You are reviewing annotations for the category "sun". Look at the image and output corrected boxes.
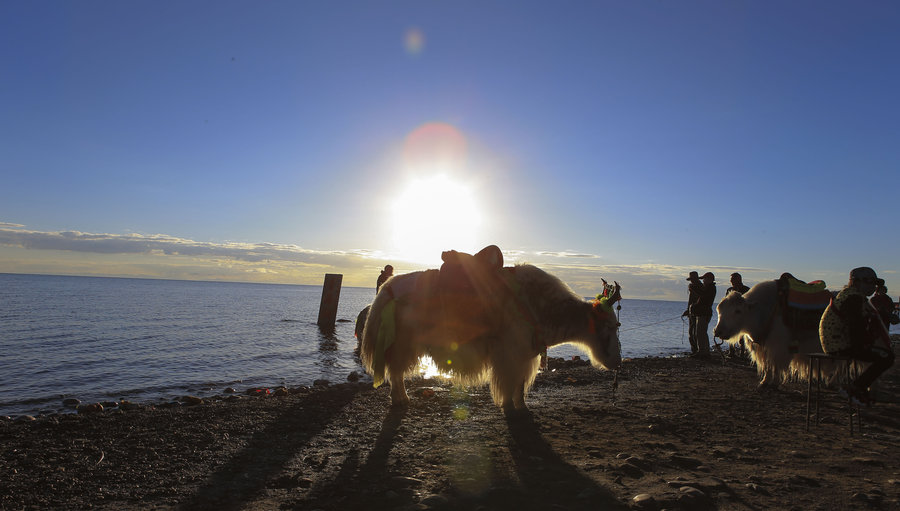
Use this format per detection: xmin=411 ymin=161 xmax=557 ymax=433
xmin=390 ymin=174 xmax=482 ymax=266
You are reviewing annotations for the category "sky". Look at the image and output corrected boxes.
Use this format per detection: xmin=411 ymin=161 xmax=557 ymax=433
xmin=1 ymin=1 xmax=898 ymax=301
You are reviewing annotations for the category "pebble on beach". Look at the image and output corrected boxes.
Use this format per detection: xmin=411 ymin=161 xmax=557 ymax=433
xmin=76 ymin=403 xmax=103 ymax=414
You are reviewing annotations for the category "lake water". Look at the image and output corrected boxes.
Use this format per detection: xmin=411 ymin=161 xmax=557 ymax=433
xmin=0 ymin=273 xmax=770 ymax=417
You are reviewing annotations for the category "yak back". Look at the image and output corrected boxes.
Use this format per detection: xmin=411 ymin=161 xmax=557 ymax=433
xmin=438 ymin=245 xmax=504 ymax=294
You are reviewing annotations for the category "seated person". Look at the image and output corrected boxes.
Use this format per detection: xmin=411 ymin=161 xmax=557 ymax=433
xmin=819 ymin=267 xmax=895 ymax=406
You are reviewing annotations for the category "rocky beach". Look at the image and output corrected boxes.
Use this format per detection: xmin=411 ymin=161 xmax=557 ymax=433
xmin=2 ymin=340 xmax=899 ymax=510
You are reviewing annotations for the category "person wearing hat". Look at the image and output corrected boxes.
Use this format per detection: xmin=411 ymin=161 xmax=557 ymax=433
xmin=376 ymin=264 xmax=394 ymax=294
xmin=691 ymin=272 xmax=717 ymax=359
xmin=682 ymin=271 xmax=703 ymax=355
xmin=819 ymin=267 xmax=895 ymax=406
xmin=726 ymin=273 xmax=751 ymax=359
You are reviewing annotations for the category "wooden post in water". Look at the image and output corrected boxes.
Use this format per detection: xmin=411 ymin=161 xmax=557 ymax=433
xmin=317 ymin=273 xmax=343 ymax=330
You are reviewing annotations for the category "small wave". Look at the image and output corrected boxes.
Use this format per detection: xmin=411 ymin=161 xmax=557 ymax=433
xmin=31 ymin=332 xmax=76 ymax=341
xmin=0 ymin=395 xmax=64 ymax=407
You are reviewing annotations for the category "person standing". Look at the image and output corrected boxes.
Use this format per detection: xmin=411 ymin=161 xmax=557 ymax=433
xmin=376 ymin=265 xmax=394 ymax=294
xmin=692 ymin=272 xmax=717 ymax=359
xmin=726 ymin=273 xmax=751 ymax=359
xmin=726 ymin=272 xmax=750 ymax=295
xmin=819 ymin=267 xmax=895 ymax=406
xmin=682 ymin=271 xmax=703 ymax=355
xmin=870 ymin=280 xmax=896 ymax=330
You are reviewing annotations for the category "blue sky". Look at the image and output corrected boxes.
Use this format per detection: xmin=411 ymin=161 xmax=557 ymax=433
xmin=1 ymin=1 xmax=898 ymax=300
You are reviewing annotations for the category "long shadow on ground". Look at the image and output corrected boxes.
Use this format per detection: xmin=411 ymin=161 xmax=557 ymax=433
xmin=179 ymin=384 xmax=361 ymax=510
xmin=295 ymin=405 xmax=408 ymax=509
xmin=501 ymin=411 xmax=627 ymax=510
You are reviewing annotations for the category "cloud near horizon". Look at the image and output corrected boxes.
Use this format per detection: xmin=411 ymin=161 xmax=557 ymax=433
xmin=0 ymin=225 xmax=394 ymax=286
xmin=0 ymin=224 xmax=782 ymax=299
xmin=0 ymin=225 xmax=369 ymax=266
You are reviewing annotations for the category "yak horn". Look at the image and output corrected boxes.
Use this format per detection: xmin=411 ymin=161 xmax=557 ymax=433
xmin=611 ymin=282 xmax=622 ymax=302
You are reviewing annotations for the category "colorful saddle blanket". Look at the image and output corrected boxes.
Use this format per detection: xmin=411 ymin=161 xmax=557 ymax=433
xmin=783 ymin=275 xmax=831 ymax=310
xmin=777 ymin=274 xmax=831 ymax=335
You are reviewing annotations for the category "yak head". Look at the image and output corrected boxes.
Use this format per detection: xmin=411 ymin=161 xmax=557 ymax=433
xmin=713 ymin=289 xmax=751 ymax=341
xmin=586 ymin=280 xmax=622 ymax=370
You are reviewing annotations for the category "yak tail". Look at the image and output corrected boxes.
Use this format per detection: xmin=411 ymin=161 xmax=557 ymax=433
xmin=360 ymin=284 xmax=392 ymax=376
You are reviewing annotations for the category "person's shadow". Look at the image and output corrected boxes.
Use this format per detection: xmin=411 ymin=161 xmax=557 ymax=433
xmin=500 ymin=411 xmax=626 ymax=510
xmin=294 ymin=404 xmax=408 ymax=509
xmin=179 ymin=384 xmax=361 ymax=510
xmin=303 ymin=403 xmax=625 ymax=511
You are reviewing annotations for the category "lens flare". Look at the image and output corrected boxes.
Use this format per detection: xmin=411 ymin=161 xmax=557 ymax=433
xmin=404 ymin=27 xmax=425 ymax=55
xmin=403 ymin=122 xmax=467 ymax=172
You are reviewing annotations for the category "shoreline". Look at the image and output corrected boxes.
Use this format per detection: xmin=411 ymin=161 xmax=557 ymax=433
xmin=1 ymin=351 xmax=688 ymax=421
xmin=3 ymin=349 xmax=900 ymax=510
xmin=0 ymin=356 xmax=635 ymax=422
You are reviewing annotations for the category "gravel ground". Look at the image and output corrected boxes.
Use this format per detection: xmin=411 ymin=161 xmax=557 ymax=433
xmin=3 ymin=345 xmax=899 ymax=510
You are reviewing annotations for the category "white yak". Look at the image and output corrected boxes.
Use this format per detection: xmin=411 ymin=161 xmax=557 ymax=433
xmin=714 ymin=279 xmax=834 ymax=388
xmin=360 ymin=260 xmax=622 ymax=411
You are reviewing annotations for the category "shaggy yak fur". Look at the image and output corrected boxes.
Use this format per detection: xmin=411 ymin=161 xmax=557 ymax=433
xmin=360 ymin=263 xmax=622 ymax=411
xmin=714 ymin=280 xmax=839 ymax=388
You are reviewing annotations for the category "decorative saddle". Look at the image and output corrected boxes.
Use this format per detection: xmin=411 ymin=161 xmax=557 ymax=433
xmin=777 ymin=273 xmax=831 ymax=331
xmin=438 ymin=244 xmax=504 ymax=293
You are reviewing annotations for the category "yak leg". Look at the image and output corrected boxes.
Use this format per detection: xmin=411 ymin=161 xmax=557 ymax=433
xmin=490 ymin=357 xmax=529 ymax=412
xmin=758 ymin=371 xmax=774 ymax=390
xmin=512 ymin=380 xmax=527 ymax=410
xmin=492 ymin=331 xmax=538 ymax=412
xmin=496 ymin=379 xmax=525 ymax=412
xmin=757 ymin=365 xmax=780 ymax=390
xmin=388 ymin=370 xmax=410 ymax=407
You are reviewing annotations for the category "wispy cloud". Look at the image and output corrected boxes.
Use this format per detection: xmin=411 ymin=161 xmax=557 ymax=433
xmin=0 ymin=225 xmax=404 ymax=287
xmin=0 ymin=224 xmax=800 ymax=299
xmin=0 ymin=226 xmax=367 ymax=267
xmin=517 ymin=254 xmax=781 ymax=300
xmin=535 ymin=251 xmax=600 ymax=259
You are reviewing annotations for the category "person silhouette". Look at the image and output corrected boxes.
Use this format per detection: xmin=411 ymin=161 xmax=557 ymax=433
xmin=682 ymin=271 xmax=703 ymax=356
xmin=692 ymin=272 xmax=717 ymax=359
xmin=870 ymin=280 xmax=895 ymax=329
xmin=376 ymin=265 xmax=394 ymax=294
xmin=820 ymin=267 xmax=895 ymax=406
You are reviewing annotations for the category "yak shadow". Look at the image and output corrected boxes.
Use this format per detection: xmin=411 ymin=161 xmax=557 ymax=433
xmin=359 ymin=405 xmax=408 ymax=474
xmin=179 ymin=384 xmax=360 ymax=510
xmin=293 ymin=398 xmax=624 ymax=510
xmin=503 ymin=411 xmax=627 ymax=510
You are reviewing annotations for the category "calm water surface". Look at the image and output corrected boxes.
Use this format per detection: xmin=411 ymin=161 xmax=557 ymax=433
xmin=2 ymin=273 xmax=729 ymax=417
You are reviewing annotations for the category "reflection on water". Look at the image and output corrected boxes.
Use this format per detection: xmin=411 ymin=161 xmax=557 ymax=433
xmin=317 ymin=327 xmax=340 ymax=368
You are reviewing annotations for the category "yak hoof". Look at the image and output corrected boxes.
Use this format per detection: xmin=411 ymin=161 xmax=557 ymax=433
xmin=390 ymin=394 xmax=410 ymax=408
xmin=503 ymin=406 xmax=531 ymax=420
xmin=756 ymin=381 xmax=778 ymax=392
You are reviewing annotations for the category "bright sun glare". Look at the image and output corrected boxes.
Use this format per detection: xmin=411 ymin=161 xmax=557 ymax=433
xmin=391 ymin=174 xmax=481 ymax=265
